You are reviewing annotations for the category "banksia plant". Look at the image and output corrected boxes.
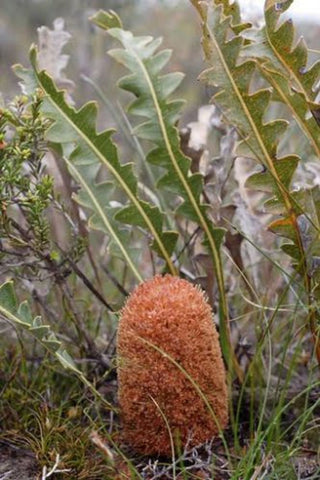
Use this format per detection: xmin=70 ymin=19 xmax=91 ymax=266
xmin=117 ymin=275 xmax=228 ymax=456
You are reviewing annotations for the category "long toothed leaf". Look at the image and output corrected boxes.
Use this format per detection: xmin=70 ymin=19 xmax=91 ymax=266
xmin=241 ymin=1 xmax=320 ymax=158
xmin=90 ymin=12 xmax=245 ymax=380
xmin=194 ymin=0 xmax=320 ymax=365
xmin=192 ymin=0 xmax=306 ymax=271
xmin=104 ymin=25 xmax=226 ymax=261
xmin=15 ymin=48 xmax=178 ymax=279
xmin=264 ymin=0 xmax=320 ymax=105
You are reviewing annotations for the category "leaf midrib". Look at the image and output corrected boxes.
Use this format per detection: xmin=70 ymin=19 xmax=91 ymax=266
xmin=259 ymin=65 xmax=320 ymax=158
xmin=206 ymin=6 xmax=297 ymax=219
xmin=129 ymin=43 xmax=227 ymax=308
xmin=265 ymin=5 xmax=315 ymax=105
xmin=65 ymin=158 xmax=143 ymax=282
xmin=36 ymin=70 xmax=176 ymax=276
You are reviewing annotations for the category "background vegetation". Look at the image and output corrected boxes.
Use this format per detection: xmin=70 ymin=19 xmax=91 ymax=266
xmin=0 ymin=1 xmax=319 ymax=479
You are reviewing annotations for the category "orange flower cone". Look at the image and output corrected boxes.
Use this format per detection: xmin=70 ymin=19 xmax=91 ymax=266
xmin=117 ymin=274 xmax=228 ymax=455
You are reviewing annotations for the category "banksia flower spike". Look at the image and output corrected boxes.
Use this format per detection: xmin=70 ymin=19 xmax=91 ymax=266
xmin=117 ymin=274 xmax=228 ymax=456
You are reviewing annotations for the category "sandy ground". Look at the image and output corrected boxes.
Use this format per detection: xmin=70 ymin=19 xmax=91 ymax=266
xmin=0 ymin=444 xmax=38 ymax=480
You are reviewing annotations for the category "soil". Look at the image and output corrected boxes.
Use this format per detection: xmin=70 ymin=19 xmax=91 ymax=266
xmin=0 ymin=443 xmax=38 ymax=480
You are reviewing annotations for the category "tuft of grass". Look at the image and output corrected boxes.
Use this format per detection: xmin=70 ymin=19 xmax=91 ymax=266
xmin=0 ymin=344 xmax=118 ymax=479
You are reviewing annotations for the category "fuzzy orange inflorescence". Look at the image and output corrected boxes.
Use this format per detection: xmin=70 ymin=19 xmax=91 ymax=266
xmin=117 ymin=274 xmax=228 ymax=456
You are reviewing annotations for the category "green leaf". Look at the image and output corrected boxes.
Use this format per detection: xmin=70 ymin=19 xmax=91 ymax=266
xmin=89 ymin=9 xmax=122 ymax=30
xmin=106 ymin=25 xmax=226 ymax=253
xmin=0 ymin=281 xmax=113 ymax=408
xmin=30 ymin=325 xmax=51 ymax=339
xmin=56 ymin=349 xmax=79 ymax=372
xmin=0 ymin=281 xmax=78 ymax=371
xmin=192 ymin=0 xmax=307 ymax=272
xmin=190 ymin=0 xmax=251 ymax=33
xmin=17 ymin=47 xmax=179 ymax=279
xmin=0 ymin=282 xmax=18 ymax=315
xmin=245 ymin=156 xmax=299 ymax=197
xmin=43 ymin=333 xmax=62 ymax=352
xmin=197 ymin=3 xmax=288 ymax=166
xmin=268 ymin=216 xmax=297 ymax=242
xmin=241 ymin=2 xmax=320 ymax=158
xmin=103 ymin=20 xmax=244 ymax=380
xmin=264 ymin=0 xmax=320 ymax=105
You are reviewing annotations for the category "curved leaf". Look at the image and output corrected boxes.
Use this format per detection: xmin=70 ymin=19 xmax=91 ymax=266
xmin=192 ymin=0 xmax=320 ymax=365
xmin=0 ymin=281 xmax=114 ymax=408
xmin=192 ymin=0 xmax=306 ymax=270
xmin=105 ymin=27 xmax=226 ymax=268
xmin=16 ymin=48 xmax=179 ymax=280
xmin=241 ymin=1 xmax=320 ymax=158
xmin=0 ymin=281 xmax=78 ymax=370
xmin=264 ymin=0 xmax=320 ymax=105
xmin=90 ymin=13 xmax=244 ymax=379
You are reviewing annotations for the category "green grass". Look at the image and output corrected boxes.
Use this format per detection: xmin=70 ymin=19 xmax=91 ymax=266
xmin=0 ymin=346 xmax=118 ymax=479
xmin=1 ymin=272 xmax=319 ymax=480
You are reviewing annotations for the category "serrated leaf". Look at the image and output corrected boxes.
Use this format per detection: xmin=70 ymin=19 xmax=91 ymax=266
xmin=193 ymin=0 xmax=307 ymax=273
xmin=245 ymin=155 xmax=299 ymax=195
xmin=151 ymin=230 xmax=179 ymax=259
xmin=308 ymin=187 xmax=320 ymax=227
xmin=281 ymin=243 xmax=301 ymax=261
xmin=106 ymin=26 xmax=227 ymax=253
xmin=263 ymin=190 xmax=304 ymax=215
xmin=263 ymin=0 xmax=320 ymax=157
xmin=14 ymin=61 xmax=38 ymax=94
xmin=19 ymin=47 xmax=179 ymax=278
xmin=268 ymin=216 xmax=296 ymax=241
xmin=264 ymin=0 xmax=320 ymax=104
xmin=241 ymin=5 xmax=320 ymax=158
xmin=0 ymin=281 xmax=113 ymax=407
xmin=102 ymin=19 xmax=245 ymax=379
xmin=106 ymin=24 xmax=226 ymax=251
xmin=190 ymin=0 xmax=251 ymax=33
xmin=196 ymin=3 xmax=291 ymax=167
xmin=296 ymin=189 xmax=320 ymax=262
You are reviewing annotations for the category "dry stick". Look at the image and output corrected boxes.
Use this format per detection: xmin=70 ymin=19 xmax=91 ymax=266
xmin=101 ymin=264 xmax=129 ymax=297
xmin=10 ymin=219 xmax=116 ymax=368
xmin=58 ymin=283 xmax=112 ymax=366
xmin=11 ymin=215 xmax=114 ymax=311
xmin=58 ymin=282 xmax=94 ymax=348
xmin=0 ymin=244 xmax=27 ymax=257
xmin=306 ymin=275 xmax=320 ymax=367
xmin=64 ymin=253 xmax=114 ymax=311
xmin=33 ymin=288 xmax=82 ymax=347
xmin=100 ymin=263 xmax=129 ymax=297
xmin=0 ymin=354 xmax=21 ymax=398
xmin=175 ymin=226 xmax=201 ymax=262
xmin=4 ymin=225 xmax=116 ymax=405
xmin=32 ymin=288 xmax=60 ymax=324
xmin=41 ymin=453 xmax=71 ymax=479
xmin=59 ymin=282 xmax=114 ymax=371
